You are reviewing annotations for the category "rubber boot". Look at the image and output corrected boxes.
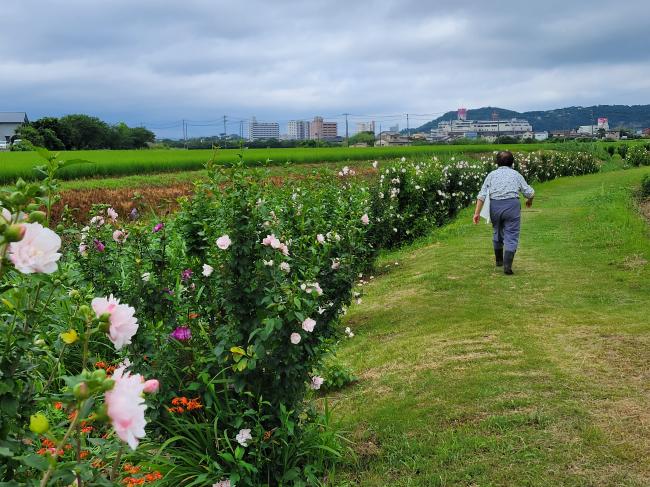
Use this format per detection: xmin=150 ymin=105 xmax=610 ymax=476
xmin=494 ymin=248 xmax=503 ymax=267
xmin=503 ymin=250 xmax=516 ymax=275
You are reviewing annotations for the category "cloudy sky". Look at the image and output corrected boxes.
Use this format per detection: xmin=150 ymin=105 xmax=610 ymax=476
xmin=2 ymin=0 xmax=649 ymax=137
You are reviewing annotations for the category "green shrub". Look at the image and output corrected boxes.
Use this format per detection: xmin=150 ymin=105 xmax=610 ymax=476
xmin=625 ymin=145 xmax=650 ymax=167
xmin=641 ymin=174 xmax=650 ymax=198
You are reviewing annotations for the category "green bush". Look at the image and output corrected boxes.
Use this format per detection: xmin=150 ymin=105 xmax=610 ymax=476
xmin=641 ymin=174 xmax=650 ymax=198
xmin=625 ymin=145 xmax=650 ymax=167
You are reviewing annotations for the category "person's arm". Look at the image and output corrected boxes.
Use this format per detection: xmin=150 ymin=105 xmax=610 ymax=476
xmin=473 ymin=198 xmax=484 ymax=224
xmin=519 ymin=174 xmax=535 ymax=208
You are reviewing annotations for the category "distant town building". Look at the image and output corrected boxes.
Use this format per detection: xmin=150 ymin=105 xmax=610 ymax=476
xmin=248 ymin=117 xmax=280 ymax=141
xmin=310 ymin=116 xmax=338 ymax=140
xmin=431 ymin=116 xmax=533 ymax=140
xmin=0 ymin=112 xmax=28 ymax=143
xmin=376 ymin=131 xmax=409 ymax=146
xmin=534 ymin=131 xmax=549 ymax=141
xmin=389 ymin=124 xmax=399 ymax=132
xmin=287 ymin=120 xmax=310 ymax=140
xmin=355 ymin=121 xmax=375 ymax=134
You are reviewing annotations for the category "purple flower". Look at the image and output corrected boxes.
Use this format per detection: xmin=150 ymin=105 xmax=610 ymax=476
xmin=170 ymin=326 xmax=192 ymax=341
xmin=181 ymin=268 xmax=193 ymax=281
xmin=162 ymin=288 xmax=174 ymax=296
xmin=153 ymin=222 xmax=164 ymax=233
xmin=93 ymin=239 xmax=105 ymax=252
xmin=129 ymin=208 xmax=139 ymax=220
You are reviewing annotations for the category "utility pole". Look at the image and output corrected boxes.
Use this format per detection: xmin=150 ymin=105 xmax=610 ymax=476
xmin=239 ymin=120 xmax=243 ymax=140
xmin=406 ymin=113 xmax=410 ymax=145
xmin=223 ymin=115 xmax=227 ymax=148
xmin=182 ymin=119 xmax=187 ymax=148
xmin=343 ymin=113 xmax=350 ymax=146
xmin=378 ymin=123 xmax=382 ymax=147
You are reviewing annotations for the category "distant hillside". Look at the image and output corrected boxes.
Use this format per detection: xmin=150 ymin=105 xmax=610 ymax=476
xmin=413 ymin=105 xmax=650 ymax=133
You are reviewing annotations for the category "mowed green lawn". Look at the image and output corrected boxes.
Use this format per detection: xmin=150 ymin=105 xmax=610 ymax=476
xmin=332 ymin=166 xmax=650 ymax=486
xmin=0 ymin=143 xmax=574 ymax=183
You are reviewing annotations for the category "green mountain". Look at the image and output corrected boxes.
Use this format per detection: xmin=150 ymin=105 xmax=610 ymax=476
xmin=413 ymin=105 xmax=650 ymax=133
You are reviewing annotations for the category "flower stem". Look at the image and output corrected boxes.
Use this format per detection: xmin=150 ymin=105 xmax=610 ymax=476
xmin=109 ymin=444 xmax=125 ymax=481
xmin=39 ymin=406 xmax=82 ymax=487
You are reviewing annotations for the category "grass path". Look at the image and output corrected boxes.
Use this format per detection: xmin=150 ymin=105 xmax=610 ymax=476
xmin=332 ymin=166 xmax=650 ymax=486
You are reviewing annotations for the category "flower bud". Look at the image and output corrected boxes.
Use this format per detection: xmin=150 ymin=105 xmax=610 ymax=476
xmin=73 ymin=382 xmax=90 ymax=400
xmin=68 ymin=289 xmax=81 ymax=299
xmin=101 ymin=379 xmax=115 ymax=392
xmin=26 ymin=203 xmax=40 ymax=212
xmin=29 ymin=413 xmax=49 ymax=434
xmin=4 ymin=224 xmax=26 ymax=242
xmin=27 ymin=211 xmax=47 ymax=224
xmin=78 ymin=305 xmax=92 ymax=320
xmin=91 ymin=369 xmax=106 ymax=381
xmin=143 ymin=379 xmax=159 ymax=394
xmin=98 ymin=312 xmax=111 ymax=323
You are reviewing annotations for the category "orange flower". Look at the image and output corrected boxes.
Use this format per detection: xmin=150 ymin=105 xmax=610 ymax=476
xmin=145 ymin=471 xmax=163 ymax=482
xmin=264 ymin=430 xmax=272 ymax=441
xmin=91 ymin=459 xmax=105 ymax=468
xmin=189 ymin=312 xmax=199 ymax=319
xmin=41 ymin=438 xmax=56 ymax=449
xmin=79 ymin=450 xmax=90 ymax=459
xmin=81 ymin=426 xmax=93 ymax=434
xmin=54 ymin=402 xmax=63 ymax=410
xmin=123 ymin=463 xmax=142 ymax=474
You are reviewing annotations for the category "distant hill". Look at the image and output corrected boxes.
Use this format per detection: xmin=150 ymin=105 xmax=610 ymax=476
xmin=412 ymin=105 xmax=650 ymax=133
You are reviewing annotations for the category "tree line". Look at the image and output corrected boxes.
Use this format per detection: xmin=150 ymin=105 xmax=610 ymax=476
xmin=14 ymin=114 xmax=155 ymax=151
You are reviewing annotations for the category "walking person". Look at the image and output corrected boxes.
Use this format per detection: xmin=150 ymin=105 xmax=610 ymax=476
xmin=472 ymin=151 xmax=535 ymax=275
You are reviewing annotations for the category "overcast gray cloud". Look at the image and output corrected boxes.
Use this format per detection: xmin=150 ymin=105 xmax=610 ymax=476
xmin=1 ymin=0 xmax=649 ymax=137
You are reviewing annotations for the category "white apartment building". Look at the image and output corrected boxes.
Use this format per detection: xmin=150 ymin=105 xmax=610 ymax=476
xmin=432 ymin=118 xmax=533 ymax=139
xmin=356 ymin=121 xmax=375 ymax=133
xmin=287 ymin=120 xmax=310 ymax=140
xmin=248 ymin=117 xmax=280 ymax=141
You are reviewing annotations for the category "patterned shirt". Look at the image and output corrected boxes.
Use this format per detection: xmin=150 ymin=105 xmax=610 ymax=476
xmin=477 ymin=166 xmax=535 ymax=201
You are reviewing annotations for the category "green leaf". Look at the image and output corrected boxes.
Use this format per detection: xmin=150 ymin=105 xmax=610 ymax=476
xmin=0 ymin=447 xmax=14 ymax=457
xmin=18 ymin=453 xmax=50 ymax=471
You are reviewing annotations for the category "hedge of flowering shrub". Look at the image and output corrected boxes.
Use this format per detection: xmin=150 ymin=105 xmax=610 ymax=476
xmin=0 ymin=149 xmax=599 ymax=486
xmin=625 ymin=145 xmax=650 ymax=167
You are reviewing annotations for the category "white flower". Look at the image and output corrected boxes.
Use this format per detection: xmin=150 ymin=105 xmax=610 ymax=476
xmin=107 ymin=207 xmax=118 ymax=221
xmin=263 ymin=259 xmax=274 ymax=266
xmin=331 ymin=258 xmax=340 ymax=270
xmin=372 ymin=160 xmax=378 ymax=168
xmin=316 ymin=234 xmax=325 ymax=244
xmin=8 ymin=223 xmax=61 ymax=274
xmin=202 ymin=264 xmax=214 ymax=277
xmin=290 ymin=332 xmax=301 ymax=344
xmin=213 ymin=481 xmax=231 ymax=487
xmin=310 ymin=376 xmax=324 ymax=390
xmin=216 ymin=235 xmax=231 ymax=250
xmin=90 ymin=215 xmax=105 ymax=227
xmin=400 ymin=156 xmax=406 ymax=162
xmin=302 ymin=318 xmax=316 ymax=332
xmin=141 ymin=272 xmax=151 ymax=282
xmin=235 ymin=428 xmax=252 ymax=447
xmin=279 ymin=262 xmax=290 ymax=273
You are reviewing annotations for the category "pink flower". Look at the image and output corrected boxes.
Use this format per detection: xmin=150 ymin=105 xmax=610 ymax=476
xmin=181 ymin=268 xmax=193 ymax=281
xmin=331 ymin=258 xmax=340 ymax=270
xmin=107 ymin=207 xmax=118 ymax=221
xmin=91 ymin=295 xmax=139 ymax=350
xmin=112 ymin=229 xmax=127 ymax=244
xmin=216 ymin=234 xmax=231 ymax=250
xmin=213 ymin=481 xmax=231 ymax=487
xmin=94 ymin=239 xmax=105 ymax=252
xmin=310 ymin=376 xmax=324 ymax=390
xmin=279 ymin=262 xmax=290 ymax=273
xmin=90 ymin=215 xmax=105 ymax=227
xmin=78 ymin=243 xmax=88 ymax=255
xmin=235 ymin=428 xmax=252 ymax=447
xmin=104 ymin=364 xmax=148 ymax=450
xmin=170 ymin=326 xmax=192 ymax=341
xmin=361 ymin=214 xmax=370 ymax=225
xmin=142 ymin=379 xmax=159 ymax=394
xmin=302 ymin=318 xmax=316 ymax=332
xmin=316 ymin=234 xmax=325 ymax=244
xmin=152 ymin=222 xmax=164 ymax=233
xmin=8 ymin=223 xmax=61 ymax=274
xmin=262 ymin=234 xmax=279 ymax=247
xmin=202 ymin=264 xmax=214 ymax=277
xmin=290 ymin=333 xmax=301 ymax=344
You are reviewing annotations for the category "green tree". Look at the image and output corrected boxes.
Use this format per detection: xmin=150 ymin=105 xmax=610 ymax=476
xmin=348 ymin=131 xmax=376 ymax=146
xmin=59 ymin=114 xmax=110 ymax=149
xmin=14 ymin=125 xmax=44 ymax=147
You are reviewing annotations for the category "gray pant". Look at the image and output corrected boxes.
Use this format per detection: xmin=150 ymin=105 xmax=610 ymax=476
xmin=490 ymin=198 xmax=521 ymax=252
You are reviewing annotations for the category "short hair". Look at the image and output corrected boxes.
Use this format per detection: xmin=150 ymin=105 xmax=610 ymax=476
xmin=496 ymin=151 xmax=514 ymax=167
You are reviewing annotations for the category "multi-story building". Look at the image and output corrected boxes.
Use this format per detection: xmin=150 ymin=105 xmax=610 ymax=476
xmin=310 ymin=116 xmax=338 ymax=140
xmin=431 ymin=109 xmax=532 ymax=140
xmin=287 ymin=120 xmax=310 ymax=140
xmin=356 ymin=121 xmax=375 ymax=133
xmin=248 ymin=117 xmax=280 ymax=141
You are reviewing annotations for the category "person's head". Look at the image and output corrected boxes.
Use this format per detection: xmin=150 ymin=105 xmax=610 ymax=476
xmin=496 ymin=151 xmax=514 ymax=167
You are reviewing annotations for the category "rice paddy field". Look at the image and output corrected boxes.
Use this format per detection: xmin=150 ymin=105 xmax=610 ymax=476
xmin=0 ymin=142 xmax=591 ymax=183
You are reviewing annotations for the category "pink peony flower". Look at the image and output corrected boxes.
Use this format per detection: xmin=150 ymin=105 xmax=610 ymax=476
xmin=8 ymin=223 xmax=61 ymax=274
xmin=94 ymin=239 xmax=105 ymax=252
xmin=290 ymin=332 xmax=301 ymax=344
xmin=310 ymin=376 xmax=324 ymax=390
xmin=91 ymin=295 xmax=139 ymax=350
xmin=235 ymin=428 xmax=252 ymax=447
xmin=142 ymin=379 xmax=159 ymax=394
xmin=170 ymin=326 xmax=192 ymax=341
xmin=181 ymin=268 xmax=193 ymax=281
xmin=331 ymin=258 xmax=340 ymax=270
xmin=90 ymin=215 xmax=105 ymax=227
xmin=216 ymin=234 xmax=231 ymax=250
xmin=361 ymin=214 xmax=370 ymax=225
xmin=213 ymin=481 xmax=231 ymax=487
xmin=78 ymin=243 xmax=88 ymax=255
xmin=302 ymin=318 xmax=316 ymax=332
xmin=107 ymin=207 xmax=118 ymax=221
xmin=112 ymin=230 xmax=127 ymax=244
xmin=202 ymin=264 xmax=214 ymax=277
xmin=104 ymin=364 xmax=148 ymax=450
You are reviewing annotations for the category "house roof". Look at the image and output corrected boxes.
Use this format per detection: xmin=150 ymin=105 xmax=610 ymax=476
xmin=0 ymin=112 xmax=28 ymax=123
